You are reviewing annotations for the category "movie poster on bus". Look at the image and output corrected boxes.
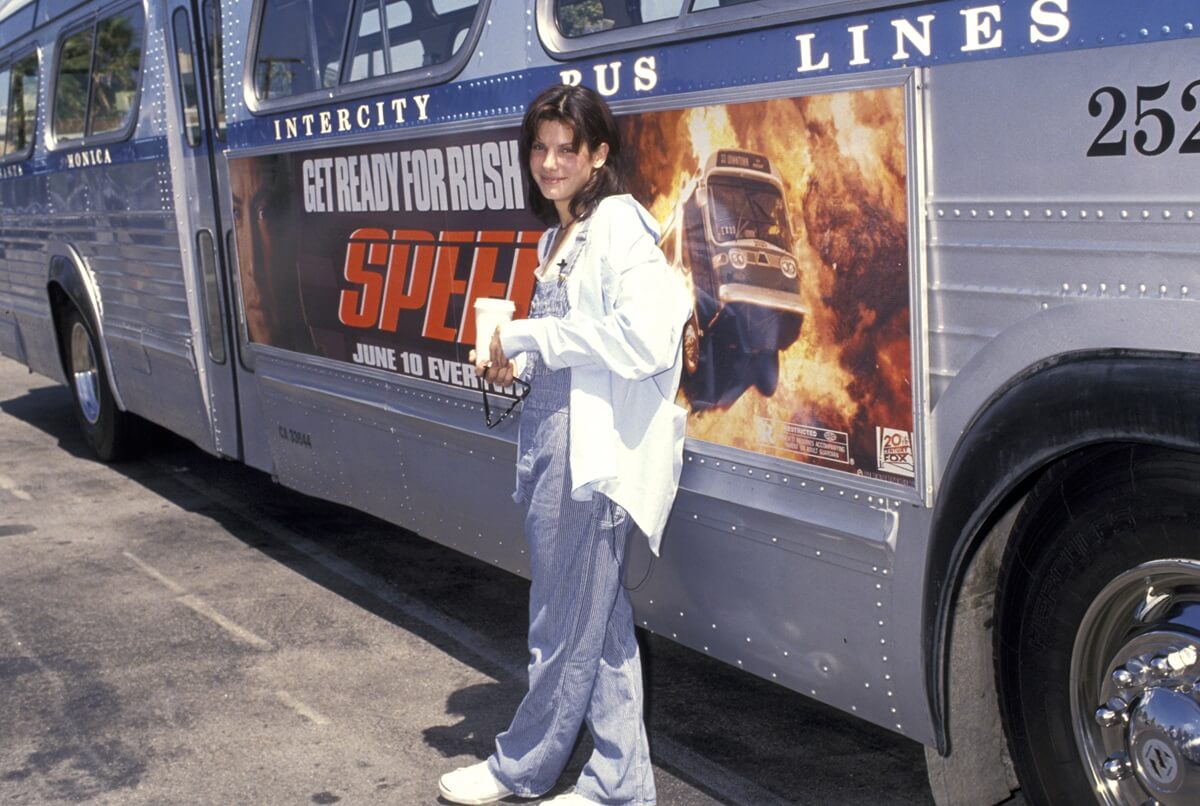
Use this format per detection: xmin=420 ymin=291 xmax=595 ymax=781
xmin=229 ymin=128 xmax=539 ymax=397
xmin=620 ymin=87 xmax=914 ymax=486
xmin=230 ymin=83 xmax=914 ymax=486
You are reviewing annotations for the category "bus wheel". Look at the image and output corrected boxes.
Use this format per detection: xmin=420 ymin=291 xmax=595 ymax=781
xmin=997 ymin=447 xmax=1200 ymax=806
xmin=752 ymin=351 xmax=779 ymax=396
xmin=63 ymin=308 xmax=138 ymax=461
xmin=682 ymin=316 xmax=701 ymax=376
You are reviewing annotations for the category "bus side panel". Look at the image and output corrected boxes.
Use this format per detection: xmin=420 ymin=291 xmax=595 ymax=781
xmin=46 ymin=148 xmax=212 ymax=449
xmin=240 ymin=342 xmax=926 ymax=739
xmin=925 ymin=36 xmax=1200 ymax=481
xmin=0 ymin=172 xmax=58 ymax=379
xmin=915 ymin=31 xmax=1200 ymax=747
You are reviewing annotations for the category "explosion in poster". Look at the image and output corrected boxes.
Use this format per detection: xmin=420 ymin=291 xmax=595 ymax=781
xmin=230 ymin=84 xmax=915 ymax=486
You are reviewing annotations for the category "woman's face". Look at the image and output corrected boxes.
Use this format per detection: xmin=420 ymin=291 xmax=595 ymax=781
xmin=530 ymin=118 xmax=608 ymax=223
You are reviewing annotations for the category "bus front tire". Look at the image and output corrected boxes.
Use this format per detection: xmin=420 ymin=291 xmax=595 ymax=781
xmin=63 ymin=308 xmax=138 ymax=461
xmin=997 ymin=446 xmax=1200 ymax=806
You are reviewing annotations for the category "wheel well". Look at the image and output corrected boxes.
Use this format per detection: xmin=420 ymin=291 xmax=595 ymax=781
xmin=47 ymin=281 xmax=75 ymax=380
xmin=926 ymin=352 xmax=1200 ymax=752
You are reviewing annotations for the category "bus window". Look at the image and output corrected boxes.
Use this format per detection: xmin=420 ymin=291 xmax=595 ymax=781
xmin=348 ymin=0 xmax=387 ymax=82
xmin=555 ymin=0 xmax=674 ymax=37
xmin=254 ymin=0 xmax=354 ymax=100
xmin=690 ymin=0 xmax=756 ymax=10
xmin=52 ymin=7 xmax=145 ymax=143
xmin=0 ymin=68 xmax=9 ymax=156
xmin=8 ymin=53 xmax=38 ymax=155
xmin=204 ymin=0 xmax=226 ymax=140
xmin=349 ymin=0 xmax=480 ymax=79
xmin=172 ymin=9 xmax=201 ymax=147
xmin=253 ymin=0 xmax=481 ymax=102
xmin=383 ymin=1 xmax=420 ymax=71
xmin=88 ymin=8 xmax=145 ymax=136
xmin=707 ymin=176 xmax=790 ymax=250
xmin=53 ymin=26 xmax=93 ymax=141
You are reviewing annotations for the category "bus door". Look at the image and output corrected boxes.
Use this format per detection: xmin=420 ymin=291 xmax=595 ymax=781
xmin=163 ymin=1 xmax=259 ymax=464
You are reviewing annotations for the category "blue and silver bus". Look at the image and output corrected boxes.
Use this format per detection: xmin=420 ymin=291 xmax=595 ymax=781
xmin=3 ymin=1 xmax=1199 ymax=803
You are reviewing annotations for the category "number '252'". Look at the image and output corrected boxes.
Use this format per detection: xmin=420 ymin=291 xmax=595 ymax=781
xmin=1087 ymin=80 xmax=1200 ymax=157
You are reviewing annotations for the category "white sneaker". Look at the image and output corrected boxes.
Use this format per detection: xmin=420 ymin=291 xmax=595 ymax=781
xmin=438 ymin=761 xmax=513 ymax=805
xmin=544 ymin=793 xmax=600 ymax=804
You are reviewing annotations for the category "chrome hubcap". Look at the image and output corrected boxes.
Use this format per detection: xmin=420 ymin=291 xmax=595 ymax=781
xmin=1072 ymin=560 xmax=1200 ymax=805
xmin=69 ymin=321 xmax=101 ymax=424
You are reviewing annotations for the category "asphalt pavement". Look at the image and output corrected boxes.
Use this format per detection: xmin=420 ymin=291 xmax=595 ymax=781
xmin=0 ymin=355 xmax=937 ymax=805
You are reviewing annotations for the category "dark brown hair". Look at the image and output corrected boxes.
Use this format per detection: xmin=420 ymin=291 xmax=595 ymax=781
xmin=519 ymin=84 xmax=626 ymax=226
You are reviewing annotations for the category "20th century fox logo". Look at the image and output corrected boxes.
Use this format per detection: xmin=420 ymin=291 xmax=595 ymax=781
xmin=876 ymin=427 xmax=915 ymax=478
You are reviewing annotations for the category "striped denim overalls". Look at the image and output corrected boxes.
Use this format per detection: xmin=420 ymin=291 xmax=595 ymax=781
xmin=486 ymin=229 xmax=656 ymax=806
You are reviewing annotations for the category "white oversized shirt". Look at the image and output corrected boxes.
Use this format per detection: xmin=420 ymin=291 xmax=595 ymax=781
xmin=500 ymin=194 xmax=692 ymax=554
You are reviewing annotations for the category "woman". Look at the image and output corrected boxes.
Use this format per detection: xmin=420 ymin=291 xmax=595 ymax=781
xmin=439 ymin=85 xmax=691 ymax=805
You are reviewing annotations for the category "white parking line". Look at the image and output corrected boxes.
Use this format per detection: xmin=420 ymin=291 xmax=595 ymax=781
xmin=124 ymin=550 xmax=273 ymax=651
xmin=159 ymin=463 xmax=795 ymax=806
xmin=276 ymin=689 xmax=332 ymax=725
xmin=0 ymin=474 xmax=32 ymax=501
xmin=123 ymin=550 xmax=187 ymax=595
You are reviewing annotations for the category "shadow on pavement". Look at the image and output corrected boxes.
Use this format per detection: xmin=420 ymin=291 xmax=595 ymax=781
xmin=1 ymin=379 xmax=936 ymax=805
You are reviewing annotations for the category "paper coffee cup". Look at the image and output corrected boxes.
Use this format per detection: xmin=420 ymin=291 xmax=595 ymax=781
xmin=474 ymin=298 xmax=516 ymax=358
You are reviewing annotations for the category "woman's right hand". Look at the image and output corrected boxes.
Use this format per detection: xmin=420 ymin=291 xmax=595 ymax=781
xmin=471 ymin=327 xmax=517 ymax=386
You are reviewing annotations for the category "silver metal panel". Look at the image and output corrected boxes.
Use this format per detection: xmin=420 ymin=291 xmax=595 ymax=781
xmin=925 ymin=38 xmax=1200 ymax=486
xmin=239 ymin=336 xmax=935 ymax=741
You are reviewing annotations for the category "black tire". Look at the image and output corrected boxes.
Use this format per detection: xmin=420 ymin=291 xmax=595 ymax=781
xmin=996 ymin=446 xmax=1200 ymax=805
xmin=62 ymin=307 xmax=139 ymax=461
